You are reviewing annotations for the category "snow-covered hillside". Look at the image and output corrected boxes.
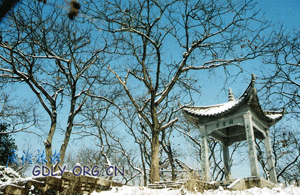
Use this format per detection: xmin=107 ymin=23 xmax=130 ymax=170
xmin=1 ymin=166 xmax=300 ymax=195
xmin=91 ymin=185 xmax=300 ymax=195
xmin=0 ymin=166 xmax=20 ymax=185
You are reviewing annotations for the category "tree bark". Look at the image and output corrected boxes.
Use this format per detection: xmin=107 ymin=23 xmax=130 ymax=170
xmin=45 ymin=116 xmax=56 ymax=168
xmin=149 ymin=130 xmax=160 ymax=183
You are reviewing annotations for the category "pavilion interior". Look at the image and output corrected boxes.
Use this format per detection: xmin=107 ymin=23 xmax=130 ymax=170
xmin=209 ymin=125 xmax=265 ymax=146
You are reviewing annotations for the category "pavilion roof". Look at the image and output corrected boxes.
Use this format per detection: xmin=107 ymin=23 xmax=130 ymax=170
xmin=182 ymin=74 xmax=284 ymax=125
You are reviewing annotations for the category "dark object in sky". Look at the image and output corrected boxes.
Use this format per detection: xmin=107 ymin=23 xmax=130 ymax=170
xmin=71 ymin=0 xmax=80 ymax=10
xmin=0 ymin=0 xmax=21 ymax=22
xmin=68 ymin=0 xmax=80 ymax=20
xmin=37 ymin=0 xmax=47 ymax=4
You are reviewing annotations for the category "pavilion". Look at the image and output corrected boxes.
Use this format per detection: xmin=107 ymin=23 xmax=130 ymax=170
xmin=182 ymin=74 xmax=284 ymax=183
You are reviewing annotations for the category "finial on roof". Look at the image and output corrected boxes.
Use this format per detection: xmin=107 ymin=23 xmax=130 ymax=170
xmin=228 ymin=87 xmax=235 ymax=102
xmin=283 ymin=108 xmax=286 ymax=115
xmin=251 ymin=74 xmax=256 ymax=87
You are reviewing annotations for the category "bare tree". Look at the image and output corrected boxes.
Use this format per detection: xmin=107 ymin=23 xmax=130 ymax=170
xmin=112 ymin=106 xmax=151 ymax=185
xmin=259 ymin=29 xmax=300 ymax=117
xmin=0 ymin=0 xmax=107 ymax=168
xmin=257 ymin=27 xmax=300 ymax=183
xmin=255 ymin=124 xmax=300 ymax=184
xmin=0 ymin=89 xmax=40 ymax=134
xmin=83 ymin=0 xmax=277 ymax=183
xmin=69 ymin=99 xmax=146 ymax=185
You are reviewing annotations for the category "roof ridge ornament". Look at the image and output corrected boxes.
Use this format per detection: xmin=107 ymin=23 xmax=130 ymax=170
xmin=228 ymin=88 xmax=235 ymax=102
xmin=247 ymin=74 xmax=257 ymax=105
xmin=251 ymin=73 xmax=256 ymax=87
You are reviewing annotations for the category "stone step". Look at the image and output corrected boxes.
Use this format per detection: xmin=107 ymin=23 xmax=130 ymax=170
xmin=148 ymin=181 xmax=186 ymax=189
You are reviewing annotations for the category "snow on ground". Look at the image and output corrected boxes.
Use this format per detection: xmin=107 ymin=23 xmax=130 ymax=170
xmin=90 ymin=185 xmax=300 ymax=195
xmin=0 ymin=165 xmax=21 ymax=185
xmin=1 ymin=166 xmax=300 ymax=195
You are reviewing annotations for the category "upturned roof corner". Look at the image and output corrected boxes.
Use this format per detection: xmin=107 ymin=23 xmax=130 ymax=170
xmin=182 ymin=74 xmax=284 ymax=127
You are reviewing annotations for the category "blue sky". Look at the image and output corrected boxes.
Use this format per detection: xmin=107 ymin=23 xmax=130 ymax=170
xmin=195 ymin=0 xmax=300 ymax=178
xmin=5 ymin=0 xmax=300 ymax=178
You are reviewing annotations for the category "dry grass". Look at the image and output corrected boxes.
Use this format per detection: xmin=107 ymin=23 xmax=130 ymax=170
xmin=182 ymin=171 xmax=217 ymax=193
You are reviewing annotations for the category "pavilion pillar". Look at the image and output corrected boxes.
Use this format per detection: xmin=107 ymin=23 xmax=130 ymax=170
xmin=243 ymin=113 xmax=260 ymax=177
xmin=200 ymin=125 xmax=210 ymax=181
xmin=223 ymin=142 xmax=231 ymax=180
xmin=264 ymin=129 xmax=277 ymax=183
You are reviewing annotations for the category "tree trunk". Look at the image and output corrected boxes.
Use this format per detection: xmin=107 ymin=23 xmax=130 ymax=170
xmin=149 ymin=130 xmax=160 ymax=183
xmin=57 ymin=97 xmax=76 ymax=169
xmin=139 ymin=144 xmax=147 ymax=186
xmin=57 ymin=121 xmax=73 ymax=169
xmin=161 ymin=139 xmax=176 ymax=181
xmin=45 ymin=119 xmax=56 ymax=168
xmin=168 ymin=145 xmax=176 ymax=181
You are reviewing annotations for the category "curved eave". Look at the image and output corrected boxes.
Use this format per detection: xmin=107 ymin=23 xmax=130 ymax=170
xmin=182 ymin=98 xmax=243 ymax=118
xmin=182 ymin=74 xmax=285 ymax=125
xmin=248 ymin=91 xmax=284 ymax=125
xmin=264 ymin=111 xmax=285 ymax=125
xmin=182 ymin=79 xmax=253 ymax=118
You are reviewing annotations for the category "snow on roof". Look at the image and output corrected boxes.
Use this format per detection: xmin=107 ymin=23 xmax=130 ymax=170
xmin=183 ymin=99 xmax=241 ymax=116
xmin=182 ymin=74 xmax=284 ymax=125
xmin=265 ymin=113 xmax=283 ymax=120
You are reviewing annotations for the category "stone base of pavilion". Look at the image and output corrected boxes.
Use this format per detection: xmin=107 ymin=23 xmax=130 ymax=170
xmin=194 ymin=177 xmax=276 ymax=191
xmin=207 ymin=177 xmax=276 ymax=190
xmin=225 ymin=177 xmax=276 ymax=190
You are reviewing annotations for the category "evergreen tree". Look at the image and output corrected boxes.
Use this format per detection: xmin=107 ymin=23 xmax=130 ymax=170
xmin=0 ymin=123 xmax=17 ymax=166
